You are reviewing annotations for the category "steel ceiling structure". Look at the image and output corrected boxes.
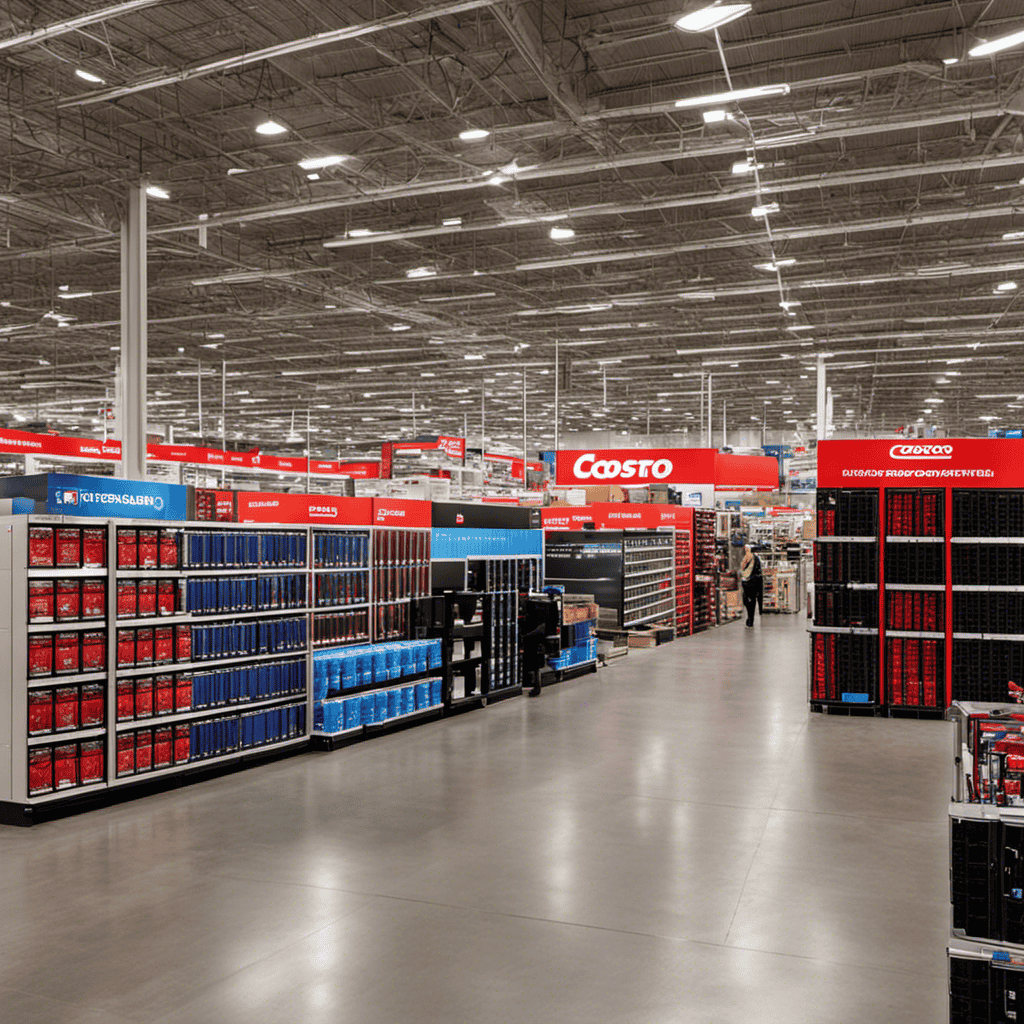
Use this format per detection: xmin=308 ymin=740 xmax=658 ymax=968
xmin=2 ymin=0 xmax=1024 ymax=455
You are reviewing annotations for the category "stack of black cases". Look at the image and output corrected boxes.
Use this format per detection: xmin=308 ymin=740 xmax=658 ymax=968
xmin=948 ymin=702 xmax=1024 ymax=1021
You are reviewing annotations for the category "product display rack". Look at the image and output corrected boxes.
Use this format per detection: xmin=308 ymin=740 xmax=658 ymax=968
xmin=692 ymin=509 xmax=716 ymax=632
xmin=674 ymin=528 xmax=692 ymax=637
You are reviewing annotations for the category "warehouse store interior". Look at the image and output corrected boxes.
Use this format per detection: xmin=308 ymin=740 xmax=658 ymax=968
xmin=1 ymin=0 xmax=1024 ymax=1021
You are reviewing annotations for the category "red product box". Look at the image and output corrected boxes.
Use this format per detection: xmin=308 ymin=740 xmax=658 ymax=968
xmin=28 ymin=526 xmax=54 ymax=567
xmin=54 ymin=633 xmax=80 ymax=675
xmin=134 ymin=677 xmax=154 ymax=719
xmin=174 ymin=675 xmax=192 ymax=712
xmin=1008 ymin=754 xmax=1024 ymax=773
xmin=135 ymin=627 xmax=154 ymax=665
xmin=1006 ymin=779 xmax=1021 ymax=798
xmin=28 ymin=690 xmax=53 ymax=735
xmin=79 ymin=740 xmax=104 ymax=784
xmin=154 ymin=675 xmax=174 ymax=715
xmin=138 ymin=530 xmax=159 ymax=569
xmin=134 ymin=729 xmax=153 ymax=772
xmin=82 ymin=528 xmax=106 ymax=568
xmin=158 ymin=580 xmax=176 ymax=616
xmin=116 ymin=679 xmax=135 ymax=721
xmin=159 ymin=530 xmax=180 ymax=569
xmin=81 ymin=580 xmax=105 ymax=620
xmin=117 ymin=581 xmax=138 ymax=619
xmin=117 ymin=528 xmax=138 ymax=569
xmin=81 ymin=631 xmax=105 ymax=672
xmin=176 ymin=624 xmax=191 ymax=662
xmin=137 ymin=581 xmax=157 ymax=618
xmin=53 ymin=743 xmax=78 ymax=789
xmin=116 ymin=733 xmax=135 ymax=777
xmin=55 ymin=580 xmax=81 ymax=622
xmin=28 ymin=748 xmax=53 ymax=795
xmin=55 ymin=528 xmax=81 ymax=568
xmin=117 ymin=629 xmax=135 ymax=667
xmin=153 ymin=726 xmax=173 ymax=769
xmin=54 ymin=686 xmax=80 ymax=731
xmin=28 ymin=634 xmax=53 ymax=677
xmin=174 ymin=723 xmax=190 ymax=764
xmin=28 ymin=580 xmax=55 ymax=623
xmin=80 ymin=684 xmax=104 ymax=727
xmin=154 ymin=626 xmax=173 ymax=665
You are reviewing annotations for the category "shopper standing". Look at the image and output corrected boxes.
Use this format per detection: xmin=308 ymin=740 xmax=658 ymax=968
xmin=740 ymin=544 xmax=763 ymax=628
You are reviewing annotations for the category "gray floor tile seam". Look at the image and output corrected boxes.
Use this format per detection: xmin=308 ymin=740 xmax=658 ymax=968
xmin=0 ymin=981 xmax=148 ymax=1024
xmin=763 ymin=803 xmax=947 ymax=827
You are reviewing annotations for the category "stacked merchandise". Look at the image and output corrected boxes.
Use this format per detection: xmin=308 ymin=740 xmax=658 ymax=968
xmin=948 ymin=702 xmax=1024 ymax=1021
xmin=692 ymin=510 xmax=716 ymax=632
xmin=549 ymin=598 xmax=598 ymax=672
xmin=952 ymin=491 xmax=1024 ymax=705
xmin=311 ymin=528 xmax=370 ymax=646
xmin=483 ymin=558 xmax=520 ymax=695
xmin=312 ymin=638 xmax=444 ymax=735
xmin=675 ymin=528 xmax=692 ymax=636
xmin=810 ymin=489 xmax=880 ymax=708
xmin=372 ymin=528 xmax=430 ymax=641
xmin=622 ymin=533 xmax=674 ymax=628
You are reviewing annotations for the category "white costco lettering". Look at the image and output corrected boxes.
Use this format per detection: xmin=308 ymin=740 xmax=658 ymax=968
xmin=309 ymin=506 xmax=338 ymax=518
xmin=888 ymin=444 xmax=954 ymax=461
xmin=572 ymin=454 xmax=673 ymax=480
xmin=378 ymin=508 xmax=406 ymax=518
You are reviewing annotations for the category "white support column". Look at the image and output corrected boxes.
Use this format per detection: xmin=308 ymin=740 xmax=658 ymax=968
xmin=553 ymin=337 xmax=559 ymax=453
xmin=120 ymin=182 xmax=147 ymax=480
xmin=707 ymin=373 xmax=713 ymax=448
xmin=816 ymin=354 xmax=827 ymax=441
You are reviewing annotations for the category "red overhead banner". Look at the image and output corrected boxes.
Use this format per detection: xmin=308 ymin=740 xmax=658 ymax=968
xmin=314 ymin=460 xmax=380 ymax=479
xmin=236 ymin=493 xmax=373 ymax=525
xmin=393 ymin=436 xmax=466 ymax=459
xmin=0 ymin=428 xmax=121 ymax=461
xmin=541 ymin=503 xmax=695 ymax=531
xmin=555 ymin=448 xmax=717 ymax=487
xmin=713 ymin=452 xmax=779 ymax=492
xmin=371 ymin=498 xmax=432 ymax=529
xmin=817 ymin=438 xmax=1024 ymax=489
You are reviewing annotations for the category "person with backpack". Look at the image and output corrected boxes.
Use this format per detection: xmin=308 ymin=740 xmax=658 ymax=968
xmin=740 ymin=544 xmax=763 ymax=628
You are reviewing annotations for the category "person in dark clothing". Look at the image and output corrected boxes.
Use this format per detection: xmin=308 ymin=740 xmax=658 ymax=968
xmin=740 ymin=543 xmax=763 ymax=628
xmin=521 ymin=620 xmax=549 ymax=696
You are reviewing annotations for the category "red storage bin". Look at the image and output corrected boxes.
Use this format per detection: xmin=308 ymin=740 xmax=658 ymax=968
xmin=28 ymin=526 xmax=54 ymax=567
xmin=80 ymin=684 xmax=104 ymax=727
xmin=154 ymin=675 xmax=174 ymax=716
xmin=81 ymin=580 xmax=105 ymax=620
xmin=117 ymin=580 xmax=137 ymax=619
xmin=53 ymin=743 xmax=78 ymax=789
xmin=55 ymin=528 xmax=81 ymax=568
xmin=174 ymin=723 xmax=190 ymax=764
xmin=54 ymin=633 xmax=80 ymax=675
xmin=55 ymin=580 xmax=80 ymax=622
xmin=137 ymin=580 xmax=157 ymax=618
xmin=82 ymin=528 xmax=106 ymax=568
xmin=54 ymin=686 xmax=80 ymax=732
xmin=27 ymin=690 xmax=53 ymax=735
xmin=116 ymin=733 xmax=135 ymax=777
xmin=154 ymin=626 xmax=173 ymax=665
xmin=159 ymin=529 xmax=179 ymax=569
xmin=28 ymin=634 xmax=53 ymax=678
xmin=28 ymin=580 xmax=54 ymax=623
xmin=79 ymin=740 xmax=104 ymax=784
xmin=158 ymin=580 xmax=176 ymax=616
xmin=116 ymin=679 xmax=135 ymax=721
xmin=81 ymin=630 xmax=105 ymax=672
xmin=153 ymin=726 xmax=173 ymax=769
xmin=174 ymin=675 xmax=192 ymax=712
xmin=116 ymin=629 xmax=135 ymax=668
xmin=134 ymin=677 xmax=153 ymax=719
xmin=117 ymin=528 xmax=138 ymax=568
xmin=134 ymin=729 xmax=153 ymax=772
xmin=135 ymin=627 xmax=154 ymax=666
xmin=175 ymin=625 xmax=191 ymax=662
xmin=28 ymin=747 xmax=53 ymax=794
xmin=138 ymin=530 xmax=159 ymax=569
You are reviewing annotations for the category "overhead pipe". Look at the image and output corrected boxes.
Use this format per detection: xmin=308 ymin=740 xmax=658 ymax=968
xmin=0 ymin=0 xmax=162 ymax=52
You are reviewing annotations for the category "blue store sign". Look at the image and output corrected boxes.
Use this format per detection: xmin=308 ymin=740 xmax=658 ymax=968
xmin=46 ymin=473 xmax=187 ymax=521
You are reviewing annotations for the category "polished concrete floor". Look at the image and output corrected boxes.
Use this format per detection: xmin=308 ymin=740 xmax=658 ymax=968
xmin=0 ymin=614 xmax=949 ymax=1023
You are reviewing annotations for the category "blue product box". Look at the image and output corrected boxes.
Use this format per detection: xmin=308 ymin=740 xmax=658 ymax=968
xmin=313 ymin=661 xmax=328 ymax=701
xmin=428 ymin=638 xmax=442 ymax=670
xmin=387 ymin=644 xmax=402 ymax=680
xmin=414 ymin=682 xmax=430 ymax=710
xmin=313 ymin=701 xmax=325 ymax=731
xmin=399 ymin=644 xmax=415 ymax=678
xmin=373 ymin=646 xmax=388 ymax=683
xmin=375 ymin=690 xmax=388 ymax=722
xmin=415 ymin=642 xmax=428 ymax=674
xmin=360 ymin=693 xmax=376 ymax=724
xmin=401 ymin=686 xmax=415 ymax=715
xmin=326 ymin=656 xmax=342 ymax=695
xmin=387 ymin=689 xmax=401 ymax=719
xmin=359 ymin=649 xmax=373 ymax=687
xmin=323 ymin=699 xmax=343 ymax=734
xmin=340 ymin=652 xmax=357 ymax=689
xmin=430 ymin=678 xmax=442 ymax=707
xmin=343 ymin=697 xmax=361 ymax=730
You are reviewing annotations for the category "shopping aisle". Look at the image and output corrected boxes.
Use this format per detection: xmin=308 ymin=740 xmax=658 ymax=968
xmin=0 ymin=614 xmax=948 ymax=1024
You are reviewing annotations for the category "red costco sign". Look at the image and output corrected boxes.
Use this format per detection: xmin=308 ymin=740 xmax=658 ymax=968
xmin=817 ymin=438 xmax=1024 ymax=488
xmin=541 ymin=504 xmax=695 ymax=531
xmin=556 ymin=448 xmax=717 ymax=486
xmin=371 ymin=498 xmax=432 ymax=528
xmin=393 ymin=436 xmax=466 ymax=460
xmin=236 ymin=494 xmax=373 ymax=524
xmin=0 ymin=428 xmax=121 ymax=461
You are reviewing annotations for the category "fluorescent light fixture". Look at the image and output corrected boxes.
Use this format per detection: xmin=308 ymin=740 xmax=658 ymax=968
xmin=442 ymin=217 xmax=463 ymax=227
xmin=765 ymin=379 xmax=780 ymax=384
xmin=942 ymin=57 xmax=959 ymax=65
xmin=732 ymin=160 xmax=765 ymax=174
xmin=969 ymin=27 xmax=1024 ymax=58
xmin=389 ymin=324 xmax=411 ymax=332
xmin=75 ymin=69 xmax=105 ymax=84
xmin=464 ymin=354 xmax=485 ymax=360
xmin=420 ymin=372 xmax=436 ymax=377
xmin=57 ymin=291 xmax=93 ymax=299
xmin=346 ymin=228 xmax=375 ymax=237
xmin=980 ymin=415 xmax=998 ymax=421
xmin=298 ymin=155 xmax=346 ymax=170
xmin=754 ymin=258 xmax=795 ymax=271
xmin=420 ymin=292 xmax=496 ymax=303
xmin=406 ymin=267 xmax=437 ymax=279
xmin=751 ymin=202 xmax=780 ymax=217
xmin=680 ymin=291 xmax=716 ymax=300
xmin=459 ymin=128 xmax=491 ymax=141
xmin=324 ymin=304 xmax=337 ymax=309
xmin=550 ymin=226 xmax=576 ymax=240
xmin=674 ymin=2 xmax=751 ymax=32
xmin=787 ymin=325 xmax=813 ymax=331
xmin=676 ymin=83 xmax=790 ymax=109
xmin=487 ymin=174 xmax=509 ymax=185
xmin=226 ymin=168 xmax=247 ymax=175
xmin=702 ymin=109 xmax=732 ymax=124
xmin=306 ymin=173 xmax=320 ymax=181
xmin=997 ymin=281 xmax=1019 ymax=291
xmin=779 ymin=300 xmax=801 ymax=309
xmin=145 ymin=185 xmax=170 ymax=200
xmin=208 ymin=333 xmax=225 ymax=339
xmin=1003 ymin=231 xmax=1024 ymax=241
xmin=255 ymin=120 xmax=287 ymax=135
xmin=201 ymin=343 xmax=219 ymax=349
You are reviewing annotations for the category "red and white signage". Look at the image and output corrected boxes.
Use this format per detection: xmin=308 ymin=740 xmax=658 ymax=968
xmin=713 ymin=452 xmax=779 ymax=493
xmin=0 ymin=428 xmax=122 ymax=462
xmin=817 ymin=438 xmax=1024 ymax=489
xmin=393 ymin=436 xmax=466 ymax=460
xmin=236 ymin=493 xmax=373 ymax=525
xmin=541 ymin=503 xmax=694 ymax=531
xmin=371 ymin=498 xmax=432 ymax=529
xmin=555 ymin=448 xmax=718 ymax=487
